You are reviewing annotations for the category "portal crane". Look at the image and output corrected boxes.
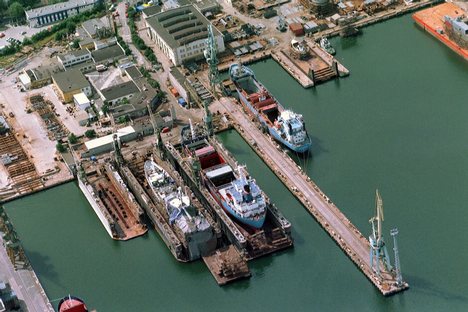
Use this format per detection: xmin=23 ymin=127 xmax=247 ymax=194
xmin=369 ymin=189 xmax=392 ymax=277
xmin=204 ymin=24 xmax=221 ymax=97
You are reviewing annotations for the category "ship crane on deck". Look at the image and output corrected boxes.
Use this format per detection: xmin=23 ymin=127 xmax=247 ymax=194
xmin=369 ymin=189 xmax=392 ymax=277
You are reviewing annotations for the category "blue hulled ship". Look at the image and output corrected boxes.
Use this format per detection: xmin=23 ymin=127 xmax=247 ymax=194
xmin=229 ymin=63 xmax=311 ymax=153
xmin=182 ymin=126 xmax=267 ymax=229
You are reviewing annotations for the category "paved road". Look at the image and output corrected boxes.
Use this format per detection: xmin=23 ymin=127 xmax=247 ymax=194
xmin=215 ymin=98 xmax=405 ymax=294
xmin=0 ymin=236 xmax=54 ymax=312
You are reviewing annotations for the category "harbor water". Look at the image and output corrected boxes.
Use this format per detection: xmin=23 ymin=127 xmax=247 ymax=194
xmin=4 ymin=15 xmax=468 ymax=311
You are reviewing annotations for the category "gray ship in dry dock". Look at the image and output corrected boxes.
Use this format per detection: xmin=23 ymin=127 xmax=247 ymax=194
xmin=144 ymin=158 xmax=217 ymax=260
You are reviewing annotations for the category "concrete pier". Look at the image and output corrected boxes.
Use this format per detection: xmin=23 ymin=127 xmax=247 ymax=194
xmin=213 ymin=97 xmax=409 ymax=296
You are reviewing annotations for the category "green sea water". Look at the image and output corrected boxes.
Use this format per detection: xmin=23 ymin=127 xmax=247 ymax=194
xmin=4 ymin=15 xmax=468 ymax=311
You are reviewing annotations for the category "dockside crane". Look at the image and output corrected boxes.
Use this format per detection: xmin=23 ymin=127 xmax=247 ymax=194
xmin=147 ymin=102 xmax=164 ymax=159
xmin=369 ymin=189 xmax=392 ymax=277
xmin=390 ymin=228 xmax=404 ymax=287
xmin=204 ymin=24 xmax=221 ymax=97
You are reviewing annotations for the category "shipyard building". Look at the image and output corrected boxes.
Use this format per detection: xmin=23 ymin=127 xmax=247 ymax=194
xmin=25 ymin=0 xmax=100 ymax=28
xmin=145 ymin=5 xmax=225 ymax=66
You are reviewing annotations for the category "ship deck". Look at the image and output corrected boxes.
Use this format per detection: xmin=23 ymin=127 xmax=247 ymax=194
xmin=412 ymin=3 xmax=468 ymax=61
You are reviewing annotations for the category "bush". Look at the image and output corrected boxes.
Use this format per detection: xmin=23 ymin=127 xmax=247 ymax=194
xmin=68 ymin=133 xmax=78 ymax=144
xmin=147 ymin=78 xmax=159 ymax=89
xmin=56 ymin=142 xmax=66 ymax=153
xmin=85 ymin=129 xmax=96 ymax=138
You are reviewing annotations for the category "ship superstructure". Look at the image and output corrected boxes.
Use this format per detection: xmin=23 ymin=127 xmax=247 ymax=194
xmin=229 ymin=63 xmax=311 ymax=153
xmin=182 ymin=126 xmax=267 ymax=229
xmin=145 ymin=158 xmax=216 ymax=260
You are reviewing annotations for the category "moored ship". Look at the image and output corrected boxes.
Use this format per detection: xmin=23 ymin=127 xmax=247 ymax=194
xmin=229 ymin=63 xmax=311 ymax=153
xmin=319 ymin=37 xmax=336 ymax=55
xmin=58 ymin=295 xmax=88 ymax=312
xmin=181 ymin=126 xmax=267 ymax=229
xmin=145 ymin=158 xmax=216 ymax=260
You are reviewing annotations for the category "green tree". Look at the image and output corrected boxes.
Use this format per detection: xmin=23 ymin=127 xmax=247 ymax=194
xmin=54 ymin=30 xmax=66 ymax=41
xmin=22 ymin=37 xmax=32 ymax=45
xmin=68 ymin=133 xmax=78 ymax=144
xmin=101 ymin=103 xmax=110 ymax=115
xmin=8 ymin=2 xmax=25 ymax=19
xmin=66 ymin=20 xmax=76 ymax=34
xmin=71 ymin=39 xmax=80 ymax=49
xmin=56 ymin=142 xmax=66 ymax=153
xmin=85 ymin=129 xmax=96 ymax=138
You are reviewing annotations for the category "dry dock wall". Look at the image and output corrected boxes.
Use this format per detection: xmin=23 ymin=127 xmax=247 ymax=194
xmin=77 ymin=178 xmax=114 ymax=238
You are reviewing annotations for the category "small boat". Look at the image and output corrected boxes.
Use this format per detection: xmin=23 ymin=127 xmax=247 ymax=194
xmin=320 ymin=37 xmax=336 ymax=55
xmin=58 ymin=295 xmax=88 ymax=312
xmin=290 ymin=39 xmax=310 ymax=60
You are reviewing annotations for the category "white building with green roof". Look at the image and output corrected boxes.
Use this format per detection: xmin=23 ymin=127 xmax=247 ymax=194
xmin=145 ymin=5 xmax=224 ymax=66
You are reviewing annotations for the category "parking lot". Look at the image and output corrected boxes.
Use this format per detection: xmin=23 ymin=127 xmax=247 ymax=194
xmin=0 ymin=24 xmax=44 ymax=47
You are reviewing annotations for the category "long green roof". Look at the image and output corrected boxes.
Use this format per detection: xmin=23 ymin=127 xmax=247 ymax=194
xmin=145 ymin=5 xmax=221 ymax=49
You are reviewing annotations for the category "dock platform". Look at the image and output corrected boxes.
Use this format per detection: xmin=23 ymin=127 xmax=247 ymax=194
xmin=203 ymin=245 xmax=251 ymax=285
xmin=213 ymin=97 xmax=409 ymax=296
xmin=413 ymin=2 xmax=468 ymax=61
xmin=271 ymin=42 xmax=349 ymax=88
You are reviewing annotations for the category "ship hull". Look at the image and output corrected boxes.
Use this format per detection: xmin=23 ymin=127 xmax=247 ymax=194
xmin=236 ymin=89 xmax=311 ymax=153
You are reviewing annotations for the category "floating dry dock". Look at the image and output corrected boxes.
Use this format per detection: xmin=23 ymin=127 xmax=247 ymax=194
xmin=120 ymin=150 xmax=252 ymax=285
xmin=213 ymin=97 xmax=408 ymax=296
xmin=271 ymin=42 xmax=349 ymax=88
xmin=78 ymin=162 xmax=148 ymax=240
xmin=165 ymin=139 xmax=293 ymax=262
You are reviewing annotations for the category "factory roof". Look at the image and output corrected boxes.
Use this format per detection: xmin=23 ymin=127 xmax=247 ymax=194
xmin=125 ymin=66 xmax=143 ymax=80
xmin=145 ymin=5 xmax=221 ymax=49
xmin=84 ymin=126 xmax=135 ymax=151
xmin=57 ymin=49 xmax=91 ymax=62
xmin=82 ymin=17 xmax=110 ymax=38
xmin=91 ymin=44 xmax=125 ymax=63
xmin=100 ymin=81 xmax=140 ymax=101
xmin=169 ymin=66 xmax=186 ymax=85
xmin=26 ymin=0 xmax=98 ymax=18
xmin=142 ymin=5 xmax=162 ymax=18
xmin=73 ymin=92 xmax=90 ymax=105
xmin=52 ymin=69 xmax=90 ymax=92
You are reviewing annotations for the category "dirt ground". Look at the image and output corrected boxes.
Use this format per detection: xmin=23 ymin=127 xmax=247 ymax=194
xmin=0 ymin=51 xmax=84 ymax=189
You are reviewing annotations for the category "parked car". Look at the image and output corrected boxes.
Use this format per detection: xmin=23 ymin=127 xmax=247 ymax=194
xmin=0 ymin=33 xmax=5 ymax=38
